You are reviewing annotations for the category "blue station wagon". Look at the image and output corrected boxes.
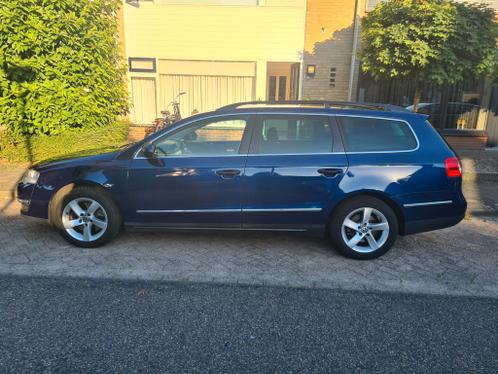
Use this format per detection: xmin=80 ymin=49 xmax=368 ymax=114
xmin=17 ymin=101 xmax=467 ymax=259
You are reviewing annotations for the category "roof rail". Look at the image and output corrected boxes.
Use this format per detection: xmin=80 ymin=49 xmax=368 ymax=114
xmin=216 ymin=100 xmax=410 ymax=112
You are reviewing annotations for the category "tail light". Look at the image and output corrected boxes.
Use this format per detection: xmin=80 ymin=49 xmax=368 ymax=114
xmin=445 ymin=157 xmax=462 ymax=178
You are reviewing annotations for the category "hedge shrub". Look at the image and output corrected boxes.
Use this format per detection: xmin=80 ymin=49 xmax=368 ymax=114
xmin=0 ymin=120 xmax=130 ymax=163
xmin=0 ymin=0 xmax=128 ymax=137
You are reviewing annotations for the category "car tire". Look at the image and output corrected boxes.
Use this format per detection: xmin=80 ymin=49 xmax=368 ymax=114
xmin=329 ymin=196 xmax=398 ymax=260
xmin=51 ymin=186 xmax=122 ymax=248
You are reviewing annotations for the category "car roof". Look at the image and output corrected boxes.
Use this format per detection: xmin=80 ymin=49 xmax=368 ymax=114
xmin=216 ymin=100 xmax=410 ymax=112
xmin=205 ymin=101 xmax=424 ymax=121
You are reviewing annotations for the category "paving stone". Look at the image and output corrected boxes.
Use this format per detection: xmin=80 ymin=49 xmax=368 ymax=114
xmin=1 ymin=200 xmax=498 ymax=297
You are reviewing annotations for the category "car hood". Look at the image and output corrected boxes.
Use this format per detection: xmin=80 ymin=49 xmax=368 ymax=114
xmin=34 ymin=151 xmax=121 ymax=172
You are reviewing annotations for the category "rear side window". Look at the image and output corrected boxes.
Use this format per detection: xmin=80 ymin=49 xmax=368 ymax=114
xmin=256 ymin=115 xmax=333 ymax=154
xmin=338 ymin=117 xmax=417 ymax=152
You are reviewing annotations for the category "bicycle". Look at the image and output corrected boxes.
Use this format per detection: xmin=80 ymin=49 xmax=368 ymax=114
xmin=153 ymin=92 xmax=186 ymax=132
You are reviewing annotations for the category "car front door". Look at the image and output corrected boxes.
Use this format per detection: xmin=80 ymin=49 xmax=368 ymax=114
xmin=242 ymin=114 xmax=348 ymax=230
xmin=127 ymin=115 xmax=253 ymax=229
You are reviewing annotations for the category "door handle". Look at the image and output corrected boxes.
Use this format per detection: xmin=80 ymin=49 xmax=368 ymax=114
xmin=317 ymin=168 xmax=343 ymax=178
xmin=216 ymin=169 xmax=241 ymax=179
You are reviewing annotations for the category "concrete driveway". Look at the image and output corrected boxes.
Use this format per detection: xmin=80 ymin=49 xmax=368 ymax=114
xmin=1 ymin=200 xmax=497 ymax=298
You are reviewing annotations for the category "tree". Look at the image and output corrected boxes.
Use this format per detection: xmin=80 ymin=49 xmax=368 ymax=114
xmin=360 ymin=0 xmax=498 ymax=111
xmin=0 ymin=0 xmax=128 ymax=137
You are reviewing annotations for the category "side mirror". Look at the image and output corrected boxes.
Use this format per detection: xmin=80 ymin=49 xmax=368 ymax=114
xmin=142 ymin=143 xmax=156 ymax=159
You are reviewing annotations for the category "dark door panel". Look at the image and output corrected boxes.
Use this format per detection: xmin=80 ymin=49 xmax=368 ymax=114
xmin=128 ymin=156 xmax=245 ymax=227
xmin=242 ymin=157 xmax=347 ymax=229
xmin=242 ymin=114 xmax=347 ymax=230
xmin=127 ymin=115 xmax=254 ymax=228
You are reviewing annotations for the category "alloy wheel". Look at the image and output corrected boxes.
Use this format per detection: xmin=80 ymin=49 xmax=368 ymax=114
xmin=62 ymin=198 xmax=108 ymax=242
xmin=341 ymin=207 xmax=390 ymax=253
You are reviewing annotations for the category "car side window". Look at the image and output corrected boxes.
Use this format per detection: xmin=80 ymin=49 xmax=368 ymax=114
xmin=152 ymin=117 xmax=248 ymax=156
xmin=338 ymin=117 xmax=417 ymax=152
xmin=255 ymin=115 xmax=333 ymax=154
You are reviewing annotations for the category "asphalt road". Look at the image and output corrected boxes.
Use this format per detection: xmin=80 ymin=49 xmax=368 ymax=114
xmin=0 ymin=276 xmax=497 ymax=373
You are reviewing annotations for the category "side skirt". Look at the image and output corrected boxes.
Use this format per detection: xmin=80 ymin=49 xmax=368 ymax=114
xmin=124 ymin=222 xmax=326 ymax=236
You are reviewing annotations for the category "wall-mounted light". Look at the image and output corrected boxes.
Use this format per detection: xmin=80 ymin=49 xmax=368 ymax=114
xmin=306 ymin=64 xmax=316 ymax=78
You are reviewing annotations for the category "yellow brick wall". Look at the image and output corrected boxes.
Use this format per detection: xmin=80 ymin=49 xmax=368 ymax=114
xmin=302 ymin=0 xmax=364 ymax=101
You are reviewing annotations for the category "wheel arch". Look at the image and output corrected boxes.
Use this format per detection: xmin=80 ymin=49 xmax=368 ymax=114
xmin=48 ymin=180 xmax=121 ymax=226
xmin=327 ymin=190 xmax=406 ymax=235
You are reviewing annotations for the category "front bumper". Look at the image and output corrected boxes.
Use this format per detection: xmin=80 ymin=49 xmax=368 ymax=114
xmin=17 ymin=182 xmax=35 ymax=211
xmin=18 ymin=198 xmax=31 ymax=214
xmin=17 ymin=182 xmax=50 ymax=219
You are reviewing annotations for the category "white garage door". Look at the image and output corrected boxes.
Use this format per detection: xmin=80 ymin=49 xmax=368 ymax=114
xmin=157 ymin=60 xmax=256 ymax=118
xmin=159 ymin=74 xmax=254 ymax=118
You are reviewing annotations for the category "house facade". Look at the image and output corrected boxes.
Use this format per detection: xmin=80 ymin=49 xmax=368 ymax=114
xmin=121 ymin=0 xmax=304 ymax=123
xmin=120 ymin=0 xmax=498 ymax=146
xmin=120 ymin=0 xmax=368 ymax=124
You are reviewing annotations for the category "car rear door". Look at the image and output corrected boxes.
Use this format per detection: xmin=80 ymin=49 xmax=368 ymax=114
xmin=241 ymin=113 xmax=348 ymax=230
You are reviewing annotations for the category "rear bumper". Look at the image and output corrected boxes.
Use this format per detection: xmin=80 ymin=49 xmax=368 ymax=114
xmin=402 ymin=199 xmax=467 ymax=235
xmin=403 ymin=212 xmax=466 ymax=235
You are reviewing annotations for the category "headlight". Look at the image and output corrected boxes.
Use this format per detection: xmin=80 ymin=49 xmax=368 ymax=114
xmin=21 ymin=169 xmax=40 ymax=185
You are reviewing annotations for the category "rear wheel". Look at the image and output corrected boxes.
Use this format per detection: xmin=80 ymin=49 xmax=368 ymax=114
xmin=329 ymin=196 xmax=398 ymax=260
xmin=52 ymin=186 xmax=121 ymax=248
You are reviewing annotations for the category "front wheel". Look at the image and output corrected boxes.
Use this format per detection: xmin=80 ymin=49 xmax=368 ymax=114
xmin=52 ymin=186 xmax=122 ymax=248
xmin=329 ymin=196 xmax=398 ymax=260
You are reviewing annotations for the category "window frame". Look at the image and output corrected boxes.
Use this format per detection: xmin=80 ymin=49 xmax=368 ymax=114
xmin=248 ymin=114 xmax=342 ymax=155
xmin=335 ymin=114 xmax=420 ymax=154
xmin=136 ymin=0 xmax=259 ymax=5
xmin=136 ymin=114 xmax=256 ymax=159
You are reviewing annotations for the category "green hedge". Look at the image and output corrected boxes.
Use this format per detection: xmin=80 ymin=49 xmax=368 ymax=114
xmin=0 ymin=0 xmax=128 ymax=137
xmin=0 ymin=121 xmax=130 ymax=163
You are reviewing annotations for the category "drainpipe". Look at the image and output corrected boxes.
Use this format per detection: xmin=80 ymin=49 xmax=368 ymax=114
xmin=347 ymin=0 xmax=361 ymax=101
xmin=298 ymin=0 xmax=308 ymax=100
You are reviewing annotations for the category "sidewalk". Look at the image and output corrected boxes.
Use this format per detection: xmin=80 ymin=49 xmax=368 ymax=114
xmin=459 ymin=148 xmax=498 ymax=183
xmin=1 ymin=156 xmax=497 ymax=298
xmin=0 ymin=162 xmax=27 ymax=194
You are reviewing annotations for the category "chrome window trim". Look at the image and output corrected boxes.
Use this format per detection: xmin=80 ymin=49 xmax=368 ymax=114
xmin=133 ymin=111 xmax=420 ymax=159
xmin=246 ymin=152 xmax=342 ymax=156
xmin=403 ymin=200 xmax=453 ymax=208
xmin=135 ymin=152 xmax=345 ymax=159
xmin=134 ymin=153 xmax=246 ymax=160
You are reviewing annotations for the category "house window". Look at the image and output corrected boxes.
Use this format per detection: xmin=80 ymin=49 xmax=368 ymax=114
xmin=143 ymin=0 xmax=259 ymax=5
xmin=128 ymin=58 xmax=156 ymax=73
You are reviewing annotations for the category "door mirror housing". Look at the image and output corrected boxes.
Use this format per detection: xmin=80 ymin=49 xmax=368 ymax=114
xmin=142 ymin=143 xmax=156 ymax=159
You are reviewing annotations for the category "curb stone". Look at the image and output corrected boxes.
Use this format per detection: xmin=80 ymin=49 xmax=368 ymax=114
xmin=463 ymin=172 xmax=498 ymax=183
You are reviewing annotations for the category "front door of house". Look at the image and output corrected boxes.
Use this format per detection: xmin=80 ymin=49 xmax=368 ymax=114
xmin=267 ymin=62 xmax=299 ymax=102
